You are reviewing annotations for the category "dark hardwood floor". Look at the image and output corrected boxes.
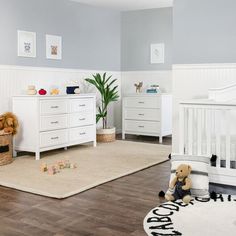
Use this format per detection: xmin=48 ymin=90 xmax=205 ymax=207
xmin=0 ymin=136 xmax=235 ymax=236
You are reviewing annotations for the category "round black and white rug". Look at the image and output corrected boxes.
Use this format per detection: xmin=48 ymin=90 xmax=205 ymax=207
xmin=143 ymin=194 xmax=236 ymax=236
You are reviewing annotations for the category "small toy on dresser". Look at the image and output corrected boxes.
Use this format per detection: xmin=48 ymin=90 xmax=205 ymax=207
xmin=146 ymin=85 xmax=160 ymax=93
xmin=50 ymin=88 xmax=60 ymax=95
xmin=27 ymin=85 xmax=37 ymax=95
xmin=134 ymin=82 xmax=143 ymax=93
xmin=38 ymin=88 xmax=47 ymax=95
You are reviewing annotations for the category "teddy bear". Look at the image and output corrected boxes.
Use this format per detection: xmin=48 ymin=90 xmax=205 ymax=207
xmin=0 ymin=112 xmax=19 ymax=135
xmin=165 ymin=164 xmax=192 ymax=204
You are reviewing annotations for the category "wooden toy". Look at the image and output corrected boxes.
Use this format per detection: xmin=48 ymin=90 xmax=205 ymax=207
xmin=48 ymin=166 xmax=57 ymax=175
xmin=40 ymin=163 xmax=48 ymax=172
xmin=70 ymin=163 xmax=77 ymax=169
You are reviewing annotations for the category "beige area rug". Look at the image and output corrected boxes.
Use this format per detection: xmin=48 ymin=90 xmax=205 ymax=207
xmin=0 ymin=141 xmax=171 ymax=199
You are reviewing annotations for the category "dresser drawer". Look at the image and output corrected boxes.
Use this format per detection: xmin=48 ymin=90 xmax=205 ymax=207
xmin=124 ymin=108 xmax=160 ymax=121
xmin=70 ymin=98 xmax=94 ymax=113
xmin=40 ymin=115 xmax=68 ymax=131
xmin=40 ymin=100 xmax=67 ymax=115
xmin=124 ymin=97 xmax=160 ymax=109
xmin=69 ymin=126 xmax=95 ymax=143
xmin=124 ymin=120 xmax=160 ymax=134
xmin=40 ymin=129 xmax=68 ymax=148
xmin=69 ymin=112 xmax=94 ymax=127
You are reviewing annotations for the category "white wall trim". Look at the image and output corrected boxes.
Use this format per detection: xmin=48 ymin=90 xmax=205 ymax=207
xmin=0 ymin=64 xmax=120 ymax=73
xmin=173 ymin=63 xmax=236 ymax=70
xmin=0 ymin=64 xmax=122 ymax=131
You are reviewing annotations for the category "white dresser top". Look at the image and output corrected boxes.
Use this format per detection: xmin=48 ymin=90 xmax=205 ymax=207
xmin=123 ymin=93 xmax=171 ymax=97
xmin=13 ymin=93 xmax=96 ymax=99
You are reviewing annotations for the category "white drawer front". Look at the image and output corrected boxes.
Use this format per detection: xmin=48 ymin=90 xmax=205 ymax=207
xmin=124 ymin=120 xmax=160 ymax=134
xmin=40 ymin=115 xmax=68 ymax=131
xmin=124 ymin=97 xmax=160 ymax=109
xmin=124 ymin=108 xmax=160 ymax=121
xmin=40 ymin=100 xmax=67 ymax=115
xmin=40 ymin=129 xmax=68 ymax=148
xmin=69 ymin=112 xmax=94 ymax=127
xmin=70 ymin=98 xmax=94 ymax=113
xmin=69 ymin=126 xmax=95 ymax=143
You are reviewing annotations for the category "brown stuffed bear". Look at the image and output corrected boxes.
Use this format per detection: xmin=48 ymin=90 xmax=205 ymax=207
xmin=165 ymin=164 xmax=192 ymax=204
xmin=0 ymin=112 xmax=19 ymax=135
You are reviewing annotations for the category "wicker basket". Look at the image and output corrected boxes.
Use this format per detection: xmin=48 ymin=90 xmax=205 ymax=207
xmin=0 ymin=134 xmax=13 ymax=166
xmin=96 ymin=127 xmax=116 ymax=143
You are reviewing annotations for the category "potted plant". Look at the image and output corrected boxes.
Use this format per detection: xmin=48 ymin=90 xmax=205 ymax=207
xmin=85 ymin=73 xmax=119 ymax=142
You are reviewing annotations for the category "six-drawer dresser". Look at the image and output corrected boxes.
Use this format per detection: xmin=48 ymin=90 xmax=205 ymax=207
xmin=122 ymin=94 xmax=172 ymax=143
xmin=12 ymin=94 xmax=96 ymax=160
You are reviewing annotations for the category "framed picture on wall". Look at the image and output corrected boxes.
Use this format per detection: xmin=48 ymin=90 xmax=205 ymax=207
xmin=150 ymin=43 xmax=165 ymax=64
xmin=46 ymin=34 xmax=62 ymax=60
xmin=17 ymin=30 xmax=36 ymax=58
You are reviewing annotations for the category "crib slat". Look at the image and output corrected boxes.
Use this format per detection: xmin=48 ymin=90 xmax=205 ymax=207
xmin=179 ymin=105 xmax=185 ymax=155
xmin=225 ymin=109 xmax=231 ymax=169
xmin=188 ymin=108 xmax=193 ymax=155
xmin=215 ymin=110 xmax=221 ymax=168
xmin=206 ymin=109 xmax=212 ymax=156
xmin=197 ymin=108 xmax=202 ymax=155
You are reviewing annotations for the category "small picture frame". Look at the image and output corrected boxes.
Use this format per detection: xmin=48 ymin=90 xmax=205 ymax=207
xmin=18 ymin=30 xmax=36 ymax=58
xmin=46 ymin=34 xmax=62 ymax=60
xmin=150 ymin=43 xmax=165 ymax=64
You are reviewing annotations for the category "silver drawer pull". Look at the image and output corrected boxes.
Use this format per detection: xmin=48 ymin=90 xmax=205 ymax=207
xmin=79 ymin=104 xmax=86 ymax=107
xmin=51 ymin=136 xmax=59 ymax=140
xmin=138 ymin=101 xmax=144 ymax=104
xmin=79 ymin=118 xmax=86 ymax=121
xmin=138 ymin=114 xmax=144 ymax=116
xmin=51 ymin=106 xmax=59 ymax=109
xmin=138 ymin=126 xmax=144 ymax=128
xmin=51 ymin=121 xmax=59 ymax=124
xmin=80 ymin=132 xmax=86 ymax=135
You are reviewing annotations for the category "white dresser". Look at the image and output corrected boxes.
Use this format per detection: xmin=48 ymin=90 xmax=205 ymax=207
xmin=122 ymin=94 xmax=172 ymax=143
xmin=12 ymin=94 xmax=96 ymax=160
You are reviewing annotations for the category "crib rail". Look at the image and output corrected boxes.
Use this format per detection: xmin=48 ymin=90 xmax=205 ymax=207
xmin=179 ymin=100 xmax=236 ymax=185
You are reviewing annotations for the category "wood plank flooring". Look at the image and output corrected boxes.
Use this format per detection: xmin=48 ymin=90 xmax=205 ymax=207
xmin=0 ymin=136 xmax=235 ymax=236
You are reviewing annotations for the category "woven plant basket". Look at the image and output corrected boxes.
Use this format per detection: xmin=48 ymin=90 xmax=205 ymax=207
xmin=96 ymin=127 xmax=116 ymax=143
xmin=0 ymin=134 xmax=13 ymax=166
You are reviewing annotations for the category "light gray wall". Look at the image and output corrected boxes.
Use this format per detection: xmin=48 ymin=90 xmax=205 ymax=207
xmin=174 ymin=0 xmax=236 ymax=64
xmin=121 ymin=8 xmax=173 ymax=71
xmin=0 ymin=0 xmax=120 ymax=71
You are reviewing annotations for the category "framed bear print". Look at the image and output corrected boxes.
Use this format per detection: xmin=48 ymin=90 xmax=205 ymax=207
xmin=46 ymin=34 xmax=62 ymax=60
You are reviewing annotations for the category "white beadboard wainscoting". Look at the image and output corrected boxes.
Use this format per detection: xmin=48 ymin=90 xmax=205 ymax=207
xmin=0 ymin=65 xmax=122 ymax=132
xmin=172 ymin=63 xmax=236 ymax=153
xmin=121 ymin=70 xmax=172 ymax=95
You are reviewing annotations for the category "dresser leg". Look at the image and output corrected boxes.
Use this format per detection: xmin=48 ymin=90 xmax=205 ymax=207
xmin=64 ymin=147 xmax=68 ymax=150
xmin=122 ymin=133 xmax=125 ymax=140
xmin=36 ymin=152 xmax=40 ymax=160
xmin=13 ymin=150 xmax=17 ymax=157
xmin=159 ymin=136 xmax=163 ymax=144
xmin=93 ymin=140 xmax=97 ymax=147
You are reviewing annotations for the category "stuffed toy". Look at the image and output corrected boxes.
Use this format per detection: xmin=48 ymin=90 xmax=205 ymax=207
xmin=165 ymin=164 xmax=192 ymax=204
xmin=0 ymin=112 xmax=19 ymax=135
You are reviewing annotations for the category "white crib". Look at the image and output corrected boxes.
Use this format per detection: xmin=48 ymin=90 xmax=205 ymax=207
xmin=179 ymin=99 xmax=236 ymax=186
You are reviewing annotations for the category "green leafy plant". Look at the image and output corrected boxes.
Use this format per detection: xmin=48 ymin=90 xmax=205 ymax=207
xmin=85 ymin=73 xmax=119 ymax=129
